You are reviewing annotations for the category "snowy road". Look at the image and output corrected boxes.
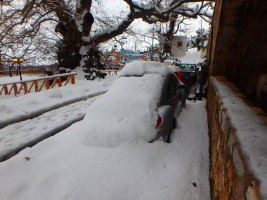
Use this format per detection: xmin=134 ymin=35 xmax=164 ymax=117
xmin=0 ymin=51 xmax=210 ymax=199
xmin=0 ymin=95 xmax=100 ymax=161
xmin=0 ymin=100 xmax=210 ymax=200
xmin=0 ymin=90 xmax=106 ymax=129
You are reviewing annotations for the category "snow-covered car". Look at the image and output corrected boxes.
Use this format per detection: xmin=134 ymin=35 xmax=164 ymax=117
xmin=78 ymin=61 xmax=185 ymax=145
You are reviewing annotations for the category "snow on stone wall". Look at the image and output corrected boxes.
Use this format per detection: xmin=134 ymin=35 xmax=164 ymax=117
xmin=207 ymin=76 xmax=267 ymax=200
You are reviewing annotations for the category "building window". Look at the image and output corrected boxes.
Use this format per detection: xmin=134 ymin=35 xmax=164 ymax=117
xmin=177 ymin=42 xmax=182 ymax=47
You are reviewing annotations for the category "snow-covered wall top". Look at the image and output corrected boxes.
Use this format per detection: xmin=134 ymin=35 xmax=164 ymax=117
xmin=213 ymin=77 xmax=267 ymax=199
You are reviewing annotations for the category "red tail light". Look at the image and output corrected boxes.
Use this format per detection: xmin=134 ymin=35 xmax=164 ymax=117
xmin=156 ymin=115 xmax=162 ymax=127
xmin=176 ymin=71 xmax=186 ymax=84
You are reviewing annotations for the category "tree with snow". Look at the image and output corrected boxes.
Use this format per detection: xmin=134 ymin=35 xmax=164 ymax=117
xmin=1 ymin=0 xmax=214 ymax=77
xmin=194 ymin=28 xmax=210 ymax=51
xmin=156 ymin=2 xmax=213 ymax=60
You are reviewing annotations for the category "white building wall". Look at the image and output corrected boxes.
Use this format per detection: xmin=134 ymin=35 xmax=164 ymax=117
xmin=171 ymin=36 xmax=187 ymax=57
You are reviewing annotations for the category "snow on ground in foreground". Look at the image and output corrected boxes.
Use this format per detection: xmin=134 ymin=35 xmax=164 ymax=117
xmin=0 ymin=96 xmax=100 ymax=160
xmin=0 ymin=100 xmax=209 ymax=200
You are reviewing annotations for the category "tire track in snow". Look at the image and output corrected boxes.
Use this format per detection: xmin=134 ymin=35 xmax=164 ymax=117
xmin=0 ymin=91 xmax=106 ymax=129
xmin=0 ymin=95 xmax=101 ymax=162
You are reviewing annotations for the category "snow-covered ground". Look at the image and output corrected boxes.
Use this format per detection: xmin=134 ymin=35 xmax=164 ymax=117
xmin=0 ymin=68 xmax=115 ymax=128
xmin=0 ymin=50 xmax=210 ymax=200
xmin=179 ymin=48 xmax=205 ymax=64
xmin=163 ymin=48 xmax=204 ymax=66
xmin=0 ymin=100 xmax=209 ymax=200
xmin=0 ymin=95 xmax=101 ymax=161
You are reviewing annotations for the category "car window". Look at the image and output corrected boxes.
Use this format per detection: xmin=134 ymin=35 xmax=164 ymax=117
xmin=180 ymin=64 xmax=196 ymax=70
xmin=167 ymin=75 xmax=178 ymax=99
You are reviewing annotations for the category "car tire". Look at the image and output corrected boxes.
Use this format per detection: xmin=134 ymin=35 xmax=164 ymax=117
xmin=182 ymin=89 xmax=187 ymax=108
xmin=182 ymin=97 xmax=186 ymax=108
xmin=175 ymin=101 xmax=182 ymax=116
xmin=164 ymin=119 xmax=175 ymax=143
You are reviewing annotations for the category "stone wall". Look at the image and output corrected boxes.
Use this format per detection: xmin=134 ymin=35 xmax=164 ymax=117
xmin=207 ymin=76 xmax=266 ymax=200
xmin=208 ymin=0 xmax=267 ymax=112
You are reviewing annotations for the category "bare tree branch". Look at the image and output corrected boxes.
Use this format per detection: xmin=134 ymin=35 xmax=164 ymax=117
xmin=0 ymin=0 xmax=214 ymax=68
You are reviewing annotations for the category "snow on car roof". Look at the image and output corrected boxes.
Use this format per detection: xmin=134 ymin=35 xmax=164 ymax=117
xmin=78 ymin=73 xmax=165 ymax=147
xmin=118 ymin=61 xmax=171 ymax=77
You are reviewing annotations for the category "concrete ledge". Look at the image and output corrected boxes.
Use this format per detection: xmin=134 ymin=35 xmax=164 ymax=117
xmin=207 ymin=76 xmax=267 ymax=200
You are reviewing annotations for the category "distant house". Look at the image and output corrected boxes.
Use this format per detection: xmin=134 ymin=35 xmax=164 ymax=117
xmin=159 ymin=35 xmax=187 ymax=57
xmin=171 ymin=36 xmax=187 ymax=57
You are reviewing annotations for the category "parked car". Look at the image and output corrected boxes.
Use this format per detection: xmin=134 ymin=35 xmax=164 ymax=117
xmin=179 ymin=63 xmax=197 ymax=71
xmin=119 ymin=61 xmax=186 ymax=143
xmin=79 ymin=61 xmax=186 ymax=145
xmin=174 ymin=63 xmax=198 ymax=97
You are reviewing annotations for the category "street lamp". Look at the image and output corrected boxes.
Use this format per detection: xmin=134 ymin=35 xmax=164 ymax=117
xmin=12 ymin=58 xmax=24 ymax=81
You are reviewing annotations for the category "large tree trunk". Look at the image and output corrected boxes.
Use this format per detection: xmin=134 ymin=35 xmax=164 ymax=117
xmin=163 ymin=13 xmax=178 ymax=55
xmin=55 ymin=0 xmax=94 ymax=70
xmin=56 ymin=21 xmax=83 ymax=69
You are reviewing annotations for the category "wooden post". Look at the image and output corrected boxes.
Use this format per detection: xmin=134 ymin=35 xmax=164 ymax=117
xmin=13 ymin=84 xmax=18 ymax=95
xmin=46 ymin=79 xmax=50 ymax=90
xmin=23 ymin=82 xmax=27 ymax=94
xmin=2 ymin=85 xmax=8 ymax=95
xmin=34 ymin=80 xmax=38 ymax=92
xmin=0 ymin=86 xmax=4 ymax=95
xmin=58 ymin=77 xmax=62 ymax=87
xmin=71 ymin=75 xmax=75 ymax=84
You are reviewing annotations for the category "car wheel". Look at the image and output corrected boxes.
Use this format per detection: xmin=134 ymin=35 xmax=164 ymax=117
xmin=182 ymin=96 xmax=186 ymax=108
xmin=164 ymin=119 xmax=175 ymax=143
xmin=175 ymin=101 xmax=182 ymax=116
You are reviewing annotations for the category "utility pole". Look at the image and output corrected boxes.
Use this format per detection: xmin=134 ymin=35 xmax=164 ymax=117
xmin=0 ymin=51 xmax=2 ymax=70
xmin=152 ymin=27 xmax=154 ymax=51
xmin=151 ymin=27 xmax=155 ymax=61
xmin=12 ymin=58 xmax=24 ymax=81
xmin=200 ymin=19 xmax=204 ymax=50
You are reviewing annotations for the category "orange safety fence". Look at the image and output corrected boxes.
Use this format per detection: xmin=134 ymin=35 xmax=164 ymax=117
xmin=0 ymin=72 xmax=77 ymax=96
